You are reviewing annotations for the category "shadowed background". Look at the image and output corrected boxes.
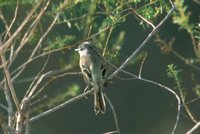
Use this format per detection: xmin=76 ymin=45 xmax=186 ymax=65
xmin=0 ymin=0 xmax=200 ymax=134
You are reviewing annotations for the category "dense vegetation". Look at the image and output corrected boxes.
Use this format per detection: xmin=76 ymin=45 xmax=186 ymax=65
xmin=0 ymin=0 xmax=199 ymax=133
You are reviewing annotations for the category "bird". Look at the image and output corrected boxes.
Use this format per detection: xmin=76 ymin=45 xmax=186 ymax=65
xmin=75 ymin=41 xmax=107 ymax=114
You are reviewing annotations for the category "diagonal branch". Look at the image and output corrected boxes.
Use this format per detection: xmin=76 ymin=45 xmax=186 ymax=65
xmin=0 ymin=37 xmax=20 ymax=113
xmin=108 ymin=0 xmax=175 ymax=80
xmin=104 ymin=94 xmax=120 ymax=134
xmin=12 ymin=0 xmax=70 ymax=81
xmin=29 ymin=88 xmax=91 ymax=122
xmin=137 ymin=77 xmax=180 ymax=134
xmin=9 ymin=0 xmax=51 ymax=67
xmin=4 ymin=0 xmax=19 ymax=40
xmin=128 ymin=6 xmax=155 ymax=29
xmin=0 ymin=0 xmax=45 ymax=53
xmin=187 ymin=121 xmax=200 ymax=134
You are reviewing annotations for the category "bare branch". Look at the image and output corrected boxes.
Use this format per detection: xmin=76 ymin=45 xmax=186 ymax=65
xmin=138 ymin=52 xmax=147 ymax=78
xmin=12 ymin=0 xmax=70 ymax=81
xmin=110 ymin=60 xmax=181 ymax=134
xmin=0 ymin=38 xmax=20 ymax=113
xmin=29 ymin=88 xmax=91 ymax=122
xmin=108 ymin=0 xmax=175 ymax=80
xmin=187 ymin=121 xmax=200 ymax=134
xmin=104 ymin=94 xmax=120 ymax=134
xmin=103 ymin=27 xmax=114 ymax=56
xmin=103 ymin=131 xmax=119 ymax=134
xmin=137 ymin=77 xmax=180 ymax=134
xmin=0 ymin=0 xmax=45 ymax=53
xmin=0 ymin=103 xmax=8 ymax=112
xmin=0 ymin=80 xmax=13 ymax=128
xmin=128 ymin=6 xmax=155 ymax=29
xmin=4 ymin=0 xmax=19 ymax=40
xmin=9 ymin=0 xmax=51 ymax=67
xmin=25 ymin=54 xmax=50 ymax=99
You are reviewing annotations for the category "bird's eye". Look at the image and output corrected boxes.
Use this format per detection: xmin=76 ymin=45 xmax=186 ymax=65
xmin=80 ymin=48 xmax=84 ymax=51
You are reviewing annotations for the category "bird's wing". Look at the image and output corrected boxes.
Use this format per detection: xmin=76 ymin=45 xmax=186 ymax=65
xmin=81 ymin=64 xmax=92 ymax=82
xmin=101 ymin=63 xmax=107 ymax=80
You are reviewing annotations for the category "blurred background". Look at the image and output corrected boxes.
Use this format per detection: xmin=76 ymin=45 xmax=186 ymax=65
xmin=0 ymin=0 xmax=200 ymax=134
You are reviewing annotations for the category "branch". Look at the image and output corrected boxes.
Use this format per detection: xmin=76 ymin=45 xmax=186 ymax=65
xmin=0 ymin=0 xmax=45 ymax=53
xmin=4 ymin=0 xmax=19 ymax=41
xmin=0 ymin=38 xmax=20 ymax=113
xmin=138 ymin=52 xmax=147 ymax=78
xmin=9 ymin=0 xmax=51 ymax=67
xmin=187 ymin=121 xmax=200 ymax=134
xmin=12 ymin=0 xmax=70 ymax=81
xmin=109 ymin=68 xmax=180 ymax=134
xmin=137 ymin=77 xmax=180 ymax=134
xmin=104 ymin=94 xmax=120 ymax=134
xmin=128 ymin=6 xmax=155 ymax=29
xmin=108 ymin=0 xmax=175 ymax=80
xmin=29 ymin=88 xmax=91 ymax=122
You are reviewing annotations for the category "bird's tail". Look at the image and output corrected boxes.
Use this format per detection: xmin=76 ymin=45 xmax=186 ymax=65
xmin=94 ymin=85 xmax=106 ymax=114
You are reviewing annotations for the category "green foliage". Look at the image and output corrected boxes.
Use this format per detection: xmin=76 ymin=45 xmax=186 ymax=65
xmin=136 ymin=0 xmax=171 ymax=26
xmin=0 ymin=0 xmax=38 ymax=7
xmin=108 ymin=31 xmax=125 ymax=61
xmin=166 ymin=64 xmax=182 ymax=80
xmin=172 ymin=0 xmax=194 ymax=32
xmin=0 ymin=0 xmax=173 ymax=53
xmin=32 ymin=84 xmax=80 ymax=113
xmin=44 ymin=35 xmax=76 ymax=51
xmin=166 ymin=64 xmax=186 ymax=100
xmin=193 ymin=85 xmax=200 ymax=97
xmin=57 ymin=84 xmax=79 ymax=99
xmin=47 ymin=84 xmax=80 ymax=108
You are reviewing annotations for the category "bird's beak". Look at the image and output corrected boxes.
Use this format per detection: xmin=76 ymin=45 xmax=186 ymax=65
xmin=74 ymin=48 xmax=79 ymax=52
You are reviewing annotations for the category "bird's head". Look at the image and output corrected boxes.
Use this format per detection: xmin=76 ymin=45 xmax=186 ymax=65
xmin=75 ymin=41 xmax=92 ymax=56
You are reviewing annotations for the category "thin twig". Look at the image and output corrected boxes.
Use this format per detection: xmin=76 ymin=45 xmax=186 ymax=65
xmin=108 ymin=0 xmax=175 ymax=80
xmin=175 ymin=73 xmax=197 ymax=123
xmin=3 ymin=85 xmax=13 ymax=127
xmin=9 ymin=0 xmax=51 ymax=67
xmin=0 ymin=103 xmax=8 ymax=112
xmin=107 ymin=1 xmax=179 ymax=133
xmin=13 ymin=67 xmax=79 ymax=84
xmin=128 ymin=6 xmax=155 ymax=29
xmin=4 ymin=0 xmax=19 ymax=41
xmin=28 ymin=72 xmax=52 ymax=99
xmin=87 ymin=26 xmax=110 ymax=41
xmin=138 ymin=52 xmax=147 ymax=78
xmin=184 ymin=97 xmax=200 ymax=106
xmin=104 ymin=94 xmax=120 ymax=134
xmin=193 ymin=0 xmax=200 ymax=5
xmin=29 ymin=88 xmax=91 ymax=122
xmin=10 ymin=25 xmax=110 ymax=77
xmin=0 ymin=39 xmax=20 ymax=113
xmin=31 ymin=78 xmax=54 ymax=99
xmin=103 ymin=26 xmax=114 ymax=56
xmin=103 ymin=131 xmax=118 ymax=134
xmin=25 ymin=53 xmax=50 ymax=98
xmin=31 ymin=71 xmax=81 ymax=99
xmin=137 ymin=77 xmax=180 ymax=134
xmin=0 ymin=36 xmax=14 ymax=127
xmin=187 ymin=121 xmax=200 ymax=134
xmin=0 ymin=0 xmax=45 ymax=53
xmin=110 ymin=58 xmax=180 ymax=134
xmin=12 ymin=0 xmax=70 ymax=81
xmin=108 ymin=63 xmax=137 ymax=79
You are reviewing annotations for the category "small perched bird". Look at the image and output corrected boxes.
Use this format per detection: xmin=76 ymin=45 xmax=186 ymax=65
xmin=75 ymin=41 xmax=107 ymax=114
